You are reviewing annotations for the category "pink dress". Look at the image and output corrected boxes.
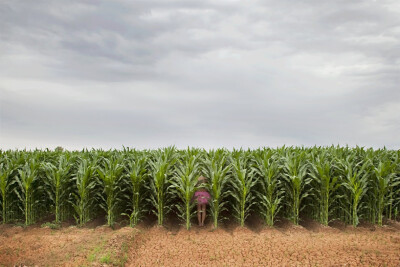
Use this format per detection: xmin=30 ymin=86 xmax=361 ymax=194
xmin=194 ymin=191 xmax=211 ymax=204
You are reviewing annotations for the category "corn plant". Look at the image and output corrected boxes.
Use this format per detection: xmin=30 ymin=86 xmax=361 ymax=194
xmin=282 ymin=151 xmax=311 ymax=225
xmin=97 ymin=155 xmax=125 ymax=227
xmin=15 ymin=159 xmax=41 ymax=225
xmin=148 ymin=147 xmax=176 ymax=225
xmin=309 ymin=151 xmax=340 ymax=226
xmin=71 ymin=158 xmax=97 ymax=226
xmin=42 ymin=154 xmax=72 ymax=223
xmin=230 ymin=149 xmax=257 ymax=227
xmin=124 ymin=151 xmax=148 ymax=227
xmin=170 ymin=152 xmax=201 ymax=230
xmin=372 ymin=159 xmax=398 ymax=226
xmin=391 ymin=153 xmax=400 ymax=221
xmin=0 ymin=158 xmax=17 ymax=224
xmin=1 ymin=146 xmax=400 ymax=227
xmin=339 ymin=155 xmax=370 ymax=227
xmin=203 ymin=149 xmax=230 ymax=228
xmin=252 ymin=149 xmax=283 ymax=227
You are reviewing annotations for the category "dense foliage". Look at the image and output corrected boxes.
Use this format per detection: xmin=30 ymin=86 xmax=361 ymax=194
xmin=0 ymin=146 xmax=399 ymax=229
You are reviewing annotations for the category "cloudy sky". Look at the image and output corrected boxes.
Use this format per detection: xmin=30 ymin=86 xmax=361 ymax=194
xmin=1 ymin=0 xmax=399 ymax=150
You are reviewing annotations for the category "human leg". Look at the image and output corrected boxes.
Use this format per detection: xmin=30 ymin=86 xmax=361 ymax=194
xmin=197 ymin=204 xmax=202 ymax=226
xmin=201 ymin=204 xmax=206 ymax=226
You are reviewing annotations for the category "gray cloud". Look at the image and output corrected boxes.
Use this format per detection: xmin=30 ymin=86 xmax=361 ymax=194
xmin=1 ymin=0 xmax=399 ymax=150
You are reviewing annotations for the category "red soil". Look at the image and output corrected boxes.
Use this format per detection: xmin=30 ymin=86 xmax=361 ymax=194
xmin=1 ymin=220 xmax=400 ymax=266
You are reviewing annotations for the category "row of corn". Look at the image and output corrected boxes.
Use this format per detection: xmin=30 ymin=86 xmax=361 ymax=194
xmin=0 ymin=146 xmax=399 ymax=229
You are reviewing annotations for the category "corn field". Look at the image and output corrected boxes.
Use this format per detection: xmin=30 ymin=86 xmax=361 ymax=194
xmin=0 ymin=146 xmax=399 ymax=229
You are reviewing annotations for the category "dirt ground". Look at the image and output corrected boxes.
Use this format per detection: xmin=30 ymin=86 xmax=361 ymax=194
xmin=0 ymin=220 xmax=138 ymax=266
xmin=1 ymin=219 xmax=400 ymax=267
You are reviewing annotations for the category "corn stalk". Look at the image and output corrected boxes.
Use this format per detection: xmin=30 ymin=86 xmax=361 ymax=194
xmin=309 ymin=151 xmax=340 ymax=226
xmin=124 ymin=151 xmax=148 ymax=227
xmin=71 ymin=158 xmax=97 ymax=226
xmin=339 ymin=155 xmax=370 ymax=227
xmin=148 ymin=147 xmax=176 ymax=225
xmin=230 ymin=149 xmax=257 ymax=227
xmin=42 ymin=154 xmax=72 ymax=224
xmin=282 ymin=151 xmax=311 ymax=225
xmin=97 ymin=155 xmax=124 ymax=227
xmin=372 ymin=159 xmax=398 ymax=226
xmin=15 ymin=159 xmax=41 ymax=226
xmin=171 ymin=152 xmax=201 ymax=230
xmin=202 ymin=149 xmax=230 ymax=228
xmin=252 ymin=149 xmax=283 ymax=227
xmin=0 ymin=157 xmax=17 ymax=224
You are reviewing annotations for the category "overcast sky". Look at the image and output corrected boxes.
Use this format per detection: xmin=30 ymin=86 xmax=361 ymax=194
xmin=1 ymin=0 xmax=399 ymax=150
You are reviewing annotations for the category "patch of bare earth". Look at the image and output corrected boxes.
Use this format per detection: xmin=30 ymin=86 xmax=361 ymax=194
xmin=127 ymin=221 xmax=400 ymax=267
xmin=0 ymin=223 xmax=139 ymax=266
xmin=1 ymin=220 xmax=400 ymax=266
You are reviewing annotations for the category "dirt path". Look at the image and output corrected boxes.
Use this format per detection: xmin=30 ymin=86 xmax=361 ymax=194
xmin=1 ymin=221 xmax=400 ymax=266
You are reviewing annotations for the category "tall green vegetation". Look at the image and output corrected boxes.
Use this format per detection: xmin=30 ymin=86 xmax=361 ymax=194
xmin=282 ymin=151 xmax=311 ymax=225
xmin=252 ymin=149 xmax=283 ymax=227
xmin=0 ymin=157 xmax=16 ymax=224
xmin=309 ymin=150 xmax=340 ymax=226
xmin=230 ymin=149 xmax=257 ymax=227
xmin=72 ymin=158 xmax=97 ymax=226
xmin=97 ymin=155 xmax=124 ymax=227
xmin=203 ymin=149 xmax=230 ymax=228
xmin=148 ymin=147 xmax=176 ymax=225
xmin=15 ymin=158 xmax=41 ymax=225
xmin=0 ymin=146 xmax=399 ymax=228
xmin=171 ymin=150 xmax=201 ymax=230
xmin=390 ymin=153 xmax=400 ymax=221
xmin=372 ymin=158 xmax=398 ymax=226
xmin=124 ymin=150 xmax=148 ymax=227
xmin=339 ymin=154 xmax=370 ymax=227
xmin=42 ymin=154 xmax=72 ymax=224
